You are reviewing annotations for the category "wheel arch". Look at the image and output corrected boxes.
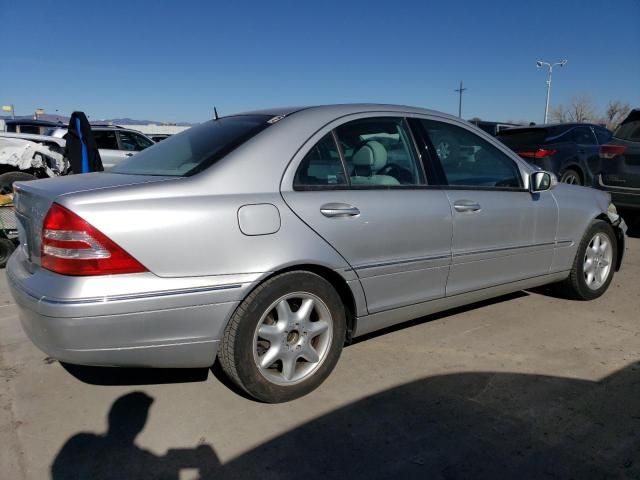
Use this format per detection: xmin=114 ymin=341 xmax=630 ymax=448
xmin=595 ymin=213 xmax=625 ymax=271
xmin=246 ymin=264 xmax=360 ymax=342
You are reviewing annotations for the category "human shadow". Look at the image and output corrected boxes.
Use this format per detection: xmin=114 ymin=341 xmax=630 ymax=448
xmin=51 ymin=392 xmax=219 ymax=480
xmin=53 ymin=362 xmax=640 ymax=479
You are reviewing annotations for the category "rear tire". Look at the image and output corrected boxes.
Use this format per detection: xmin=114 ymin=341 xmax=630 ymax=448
xmin=560 ymin=168 xmax=582 ymax=185
xmin=219 ymin=271 xmax=346 ymax=403
xmin=556 ymin=220 xmax=616 ymax=300
xmin=0 ymin=238 xmax=16 ymax=268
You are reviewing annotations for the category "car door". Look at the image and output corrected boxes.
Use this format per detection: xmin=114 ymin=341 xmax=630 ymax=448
xmin=281 ymin=116 xmax=452 ymax=314
xmin=416 ymin=118 xmax=558 ymax=296
xmin=571 ymin=125 xmax=599 ymax=184
xmin=93 ymin=130 xmax=125 ymax=170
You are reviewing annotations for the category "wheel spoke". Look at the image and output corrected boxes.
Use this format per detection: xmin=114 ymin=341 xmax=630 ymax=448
xmin=583 ymin=258 xmax=594 ymax=273
xmin=586 ymin=271 xmax=594 ymax=285
xmin=300 ymin=344 xmax=320 ymax=363
xmin=308 ymin=319 xmax=329 ymax=337
xmin=593 ymin=235 xmax=601 ymax=251
xmin=296 ymin=298 xmax=315 ymax=323
xmin=281 ymin=354 xmax=297 ymax=380
xmin=599 ymin=241 xmax=608 ymax=255
xmin=258 ymin=324 xmax=281 ymax=343
xmin=276 ymin=299 xmax=293 ymax=323
xmin=260 ymin=345 xmax=281 ymax=369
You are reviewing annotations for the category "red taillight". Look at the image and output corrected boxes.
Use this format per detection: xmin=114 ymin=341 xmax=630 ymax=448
xmin=41 ymin=203 xmax=147 ymax=276
xmin=516 ymin=149 xmax=556 ymax=159
xmin=599 ymin=144 xmax=626 ymax=159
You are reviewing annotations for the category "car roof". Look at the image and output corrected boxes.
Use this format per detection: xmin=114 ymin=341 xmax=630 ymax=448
xmin=233 ymin=103 xmax=460 ymax=121
xmin=502 ymin=122 xmax=605 ymax=132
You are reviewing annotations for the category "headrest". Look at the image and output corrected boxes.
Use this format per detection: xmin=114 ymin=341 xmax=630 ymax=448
xmin=352 ymin=141 xmax=388 ymax=171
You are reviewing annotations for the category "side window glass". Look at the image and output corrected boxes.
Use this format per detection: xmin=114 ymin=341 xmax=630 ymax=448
xmin=616 ymin=120 xmax=640 ymax=143
xmin=335 ymin=117 xmax=424 ymax=186
xmin=572 ymin=126 xmax=597 ymax=145
xmin=422 ymin=120 xmax=522 ymax=188
xmin=594 ymin=128 xmax=612 ymax=144
xmin=118 ymin=131 xmax=140 ymax=151
xmin=294 ymin=133 xmax=346 ymax=188
xmin=93 ymin=130 xmax=118 ymax=150
xmin=134 ymin=133 xmax=154 ymax=150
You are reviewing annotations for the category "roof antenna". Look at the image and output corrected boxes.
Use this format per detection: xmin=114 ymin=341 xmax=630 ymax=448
xmin=214 ymin=106 xmax=219 ymax=120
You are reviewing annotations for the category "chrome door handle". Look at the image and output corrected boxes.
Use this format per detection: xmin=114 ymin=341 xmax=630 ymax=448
xmin=320 ymin=203 xmax=360 ymax=217
xmin=453 ymin=200 xmax=482 ymax=213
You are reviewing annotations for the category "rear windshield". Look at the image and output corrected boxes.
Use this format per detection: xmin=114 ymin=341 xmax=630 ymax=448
xmin=496 ymin=128 xmax=548 ymax=147
xmin=111 ymin=115 xmax=272 ymax=176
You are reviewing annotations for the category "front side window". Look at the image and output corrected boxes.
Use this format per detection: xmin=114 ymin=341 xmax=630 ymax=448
xmin=594 ymin=127 xmax=612 ymax=144
xmin=294 ymin=133 xmax=346 ymax=188
xmin=572 ymin=126 xmax=597 ymax=145
xmin=111 ymin=115 xmax=271 ymax=176
xmin=335 ymin=117 xmax=424 ymax=186
xmin=93 ymin=130 xmax=118 ymax=150
xmin=422 ymin=119 xmax=522 ymax=188
xmin=118 ymin=131 xmax=139 ymax=151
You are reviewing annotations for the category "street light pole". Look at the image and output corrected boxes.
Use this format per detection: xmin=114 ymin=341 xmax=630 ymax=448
xmin=536 ymin=59 xmax=568 ymax=123
xmin=454 ymin=80 xmax=467 ymax=118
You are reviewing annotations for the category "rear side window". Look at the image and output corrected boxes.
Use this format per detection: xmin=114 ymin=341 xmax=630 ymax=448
xmin=93 ymin=130 xmax=118 ymax=150
xmin=335 ymin=117 xmax=424 ymax=186
xmin=111 ymin=115 xmax=271 ymax=176
xmin=497 ymin=128 xmax=548 ymax=147
xmin=422 ymin=120 xmax=522 ymax=189
xmin=294 ymin=133 xmax=346 ymax=188
xmin=572 ymin=126 xmax=597 ymax=145
xmin=614 ymin=120 xmax=640 ymax=143
xmin=594 ymin=127 xmax=612 ymax=144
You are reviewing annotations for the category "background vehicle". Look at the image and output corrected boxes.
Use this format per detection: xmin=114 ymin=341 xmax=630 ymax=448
xmin=469 ymin=120 xmax=521 ymax=136
xmin=497 ymin=123 xmax=613 ymax=185
xmin=4 ymin=118 xmax=65 ymax=135
xmin=8 ymin=105 xmax=626 ymax=403
xmin=148 ymin=134 xmax=171 ymax=142
xmin=596 ymin=109 xmax=640 ymax=210
xmin=51 ymin=125 xmax=154 ymax=169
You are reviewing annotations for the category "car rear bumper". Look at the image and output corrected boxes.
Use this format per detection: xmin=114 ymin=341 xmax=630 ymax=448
xmin=596 ymin=175 xmax=640 ymax=209
xmin=7 ymin=251 xmax=259 ymax=368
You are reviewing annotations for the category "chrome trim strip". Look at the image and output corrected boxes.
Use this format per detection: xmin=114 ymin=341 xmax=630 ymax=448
xmin=454 ymin=241 xmax=556 ymax=257
xmin=354 ymin=254 xmax=450 ymax=271
xmin=8 ymin=273 xmax=242 ymax=306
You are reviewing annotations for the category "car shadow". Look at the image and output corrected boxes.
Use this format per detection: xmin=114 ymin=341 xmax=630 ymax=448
xmin=51 ymin=362 xmax=640 ymax=479
xmin=621 ymin=209 xmax=640 ymax=238
xmin=61 ymin=363 xmax=209 ymax=386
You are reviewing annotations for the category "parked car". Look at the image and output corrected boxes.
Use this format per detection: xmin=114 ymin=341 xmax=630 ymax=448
xmin=497 ymin=123 xmax=613 ymax=185
xmin=8 ymin=104 xmax=626 ymax=403
xmin=4 ymin=118 xmax=65 ymax=135
xmin=469 ymin=120 xmax=521 ymax=136
xmin=595 ymin=109 xmax=640 ymax=209
xmin=148 ymin=134 xmax=171 ymax=142
xmin=50 ymin=125 xmax=154 ymax=169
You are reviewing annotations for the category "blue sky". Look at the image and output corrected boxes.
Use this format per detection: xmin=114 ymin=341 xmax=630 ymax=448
xmin=1 ymin=0 xmax=638 ymax=123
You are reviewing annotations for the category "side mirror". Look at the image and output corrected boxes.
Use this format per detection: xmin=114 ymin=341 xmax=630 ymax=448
xmin=530 ymin=171 xmax=557 ymax=193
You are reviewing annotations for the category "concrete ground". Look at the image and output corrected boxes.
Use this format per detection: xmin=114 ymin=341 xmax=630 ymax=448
xmin=1 ymin=224 xmax=639 ymax=479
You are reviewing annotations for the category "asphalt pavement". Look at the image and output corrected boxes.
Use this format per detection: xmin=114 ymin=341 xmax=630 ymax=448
xmin=1 ymin=226 xmax=639 ymax=479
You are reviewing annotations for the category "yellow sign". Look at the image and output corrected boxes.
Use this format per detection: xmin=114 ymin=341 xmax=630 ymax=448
xmin=1 ymin=105 xmax=13 ymax=112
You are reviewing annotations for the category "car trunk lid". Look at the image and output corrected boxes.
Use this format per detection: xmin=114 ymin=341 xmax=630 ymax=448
xmin=13 ymin=173 xmax=176 ymax=270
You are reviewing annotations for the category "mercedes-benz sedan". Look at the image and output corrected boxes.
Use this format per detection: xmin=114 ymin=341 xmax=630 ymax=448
xmin=8 ymin=104 xmax=627 ymax=402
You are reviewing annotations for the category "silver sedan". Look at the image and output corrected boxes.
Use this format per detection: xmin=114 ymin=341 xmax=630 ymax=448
xmin=8 ymin=104 xmax=627 ymax=402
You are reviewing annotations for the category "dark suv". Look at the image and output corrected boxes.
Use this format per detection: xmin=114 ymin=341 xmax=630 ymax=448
xmin=496 ymin=123 xmax=612 ymax=185
xmin=596 ymin=109 xmax=640 ymax=210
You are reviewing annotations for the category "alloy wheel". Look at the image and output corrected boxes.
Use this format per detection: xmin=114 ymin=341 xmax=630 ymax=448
xmin=253 ymin=292 xmax=333 ymax=385
xmin=583 ymin=232 xmax=613 ymax=290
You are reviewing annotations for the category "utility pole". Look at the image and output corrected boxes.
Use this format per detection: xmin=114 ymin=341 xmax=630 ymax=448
xmin=536 ymin=59 xmax=568 ymax=123
xmin=454 ymin=81 xmax=466 ymax=118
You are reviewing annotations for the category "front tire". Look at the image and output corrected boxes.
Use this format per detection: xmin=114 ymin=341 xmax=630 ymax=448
xmin=557 ymin=220 xmax=617 ymax=300
xmin=219 ymin=271 xmax=346 ymax=403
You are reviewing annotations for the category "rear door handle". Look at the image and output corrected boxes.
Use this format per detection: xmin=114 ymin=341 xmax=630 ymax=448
xmin=320 ymin=203 xmax=360 ymax=218
xmin=453 ymin=200 xmax=482 ymax=213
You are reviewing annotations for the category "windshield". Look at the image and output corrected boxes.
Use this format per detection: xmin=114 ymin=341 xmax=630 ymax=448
xmin=111 ymin=115 xmax=272 ymax=176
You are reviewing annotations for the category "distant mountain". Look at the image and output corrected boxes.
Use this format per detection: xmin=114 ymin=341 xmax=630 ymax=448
xmin=1 ymin=114 xmax=193 ymax=127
